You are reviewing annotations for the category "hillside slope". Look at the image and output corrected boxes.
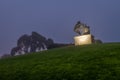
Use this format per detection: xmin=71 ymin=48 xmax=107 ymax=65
xmin=0 ymin=43 xmax=120 ymax=80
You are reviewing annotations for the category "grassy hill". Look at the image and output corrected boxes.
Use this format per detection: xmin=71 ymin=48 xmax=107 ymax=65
xmin=0 ymin=43 xmax=120 ymax=80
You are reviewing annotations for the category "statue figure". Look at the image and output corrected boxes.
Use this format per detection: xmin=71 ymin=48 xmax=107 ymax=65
xmin=74 ymin=21 xmax=90 ymax=35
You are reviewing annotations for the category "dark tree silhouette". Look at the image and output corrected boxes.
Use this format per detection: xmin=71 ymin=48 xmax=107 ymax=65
xmin=10 ymin=46 xmax=22 ymax=56
xmin=11 ymin=32 xmax=55 ymax=56
xmin=10 ymin=31 xmax=70 ymax=56
xmin=45 ymin=38 xmax=54 ymax=49
xmin=30 ymin=32 xmax=47 ymax=52
xmin=17 ymin=34 xmax=31 ymax=53
xmin=94 ymin=39 xmax=103 ymax=44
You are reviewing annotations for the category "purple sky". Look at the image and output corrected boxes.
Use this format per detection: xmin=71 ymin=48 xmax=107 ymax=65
xmin=0 ymin=0 xmax=120 ymax=55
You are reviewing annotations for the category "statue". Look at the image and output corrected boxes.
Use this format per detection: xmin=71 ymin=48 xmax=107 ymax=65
xmin=73 ymin=21 xmax=102 ymax=45
xmin=74 ymin=21 xmax=90 ymax=35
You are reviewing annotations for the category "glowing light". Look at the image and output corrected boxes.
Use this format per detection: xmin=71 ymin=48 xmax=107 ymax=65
xmin=74 ymin=34 xmax=92 ymax=45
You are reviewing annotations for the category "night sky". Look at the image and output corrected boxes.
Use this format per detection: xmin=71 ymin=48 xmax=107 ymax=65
xmin=0 ymin=0 xmax=120 ymax=55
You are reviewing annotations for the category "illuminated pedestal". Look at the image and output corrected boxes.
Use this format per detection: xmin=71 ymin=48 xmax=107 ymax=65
xmin=74 ymin=34 xmax=93 ymax=46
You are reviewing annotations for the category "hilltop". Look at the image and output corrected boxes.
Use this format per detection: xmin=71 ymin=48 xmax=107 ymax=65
xmin=0 ymin=43 xmax=120 ymax=80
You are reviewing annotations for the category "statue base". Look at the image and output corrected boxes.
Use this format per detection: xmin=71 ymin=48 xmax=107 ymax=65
xmin=74 ymin=34 xmax=93 ymax=46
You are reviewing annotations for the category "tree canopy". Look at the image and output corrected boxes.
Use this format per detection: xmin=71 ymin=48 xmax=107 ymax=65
xmin=10 ymin=32 xmax=54 ymax=56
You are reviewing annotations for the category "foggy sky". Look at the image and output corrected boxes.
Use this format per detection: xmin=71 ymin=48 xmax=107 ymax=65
xmin=0 ymin=0 xmax=120 ymax=55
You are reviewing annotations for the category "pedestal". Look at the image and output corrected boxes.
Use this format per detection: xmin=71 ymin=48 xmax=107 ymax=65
xmin=74 ymin=34 xmax=93 ymax=46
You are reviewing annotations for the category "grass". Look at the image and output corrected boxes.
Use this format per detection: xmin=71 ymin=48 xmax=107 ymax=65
xmin=0 ymin=43 xmax=120 ymax=80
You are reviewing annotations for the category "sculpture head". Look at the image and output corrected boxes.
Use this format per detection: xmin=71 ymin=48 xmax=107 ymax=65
xmin=74 ymin=21 xmax=90 ymax=35
xmin=77 ymin=21 xmax=81 ymax=24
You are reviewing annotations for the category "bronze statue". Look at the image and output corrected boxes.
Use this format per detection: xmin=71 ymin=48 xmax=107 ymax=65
xmin=74 ymin=21 xmax=90 ymax=35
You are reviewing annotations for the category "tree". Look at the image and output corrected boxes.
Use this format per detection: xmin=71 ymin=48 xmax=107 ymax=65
xmin=17 ymin=34 xmax=31 ymax=53
xmin=94 ymin=39 xmax=103 ymax=44
xmin=10 ymin=32 xmax=55 ymax=56
xmin=10 ymin=46 xmax=22 ymax=56
xmin=30 ymin=32 xmax=47 ymax=52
